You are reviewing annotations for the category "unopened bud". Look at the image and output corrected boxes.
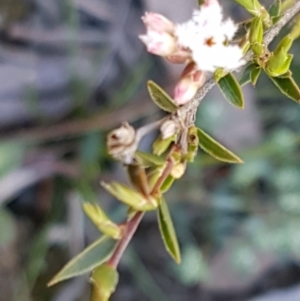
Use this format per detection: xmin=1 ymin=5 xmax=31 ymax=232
xmin=174 ymin=63 xmax=206 ymax=105
xmin=139 ymin=30 xmax=177 ymax=57
xmin=141 ymin=12 xmax=175 ymax=34
xmin=170 ymin=162 xmax=186 ymax=179
xmin=160 ymin=119 xmax=179 ymax=140
xmin=107 ymin=122 xmax=136 ymax=163
xmin=249 ymin=16 xmax=263 ymax=45
xmin=165 ymin=48 xmax=192 ymax=64
xmin=202 ymin=0 xmax=219 ymax=7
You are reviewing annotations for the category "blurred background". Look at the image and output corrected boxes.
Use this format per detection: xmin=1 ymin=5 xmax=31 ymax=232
xmin=1 ymin=0 xmax=300 ymax=300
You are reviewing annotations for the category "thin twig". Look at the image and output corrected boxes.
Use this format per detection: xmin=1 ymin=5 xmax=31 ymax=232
xmin=107 ymin=211 xmax=144 ymax=268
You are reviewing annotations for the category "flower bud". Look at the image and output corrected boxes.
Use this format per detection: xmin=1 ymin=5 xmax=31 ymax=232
xmin=174 ymin=63 xmax=206 ymax=105
xmin=141 ymin=12 xmax=175 ymax=33
xmin=107 ymin=122 xmax=136 ymax=163
xmin=202 ymin=0 xmax=219 ymax=7
xmin=139 ymin=30 xmax=177 ymax=57
xmin=170 ymin=162 xmax=186 ymax=179
xmin=165 ymin=48 xmax=192 ymax=64
xmin=160 ymin=119 xmax=179 ymax=140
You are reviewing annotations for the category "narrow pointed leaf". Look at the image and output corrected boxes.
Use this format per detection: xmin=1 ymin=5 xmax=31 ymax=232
xmin=147 ymin=80 xmax=178 ymax=113
xmin=250 ymin=67 xmax=262 ymax=86
xmin=197 ymin=128 xmax=243 ymax=164
xmin=157 ymin=197 xmax=181 ymax=264
xmin=239 ymin=63 xmax=258 ymax=86
xmin=268 ymin=76 xmax=300 ymax=103
xmin=101 ymin=181 xmax=157 ymax=211
xmin=82 ymin=203 xmax=122 ymax=239
xmin=48 ymin=236 xmax=117 ymax=286
xmin=90 ymin=264 xmax=119 ymax=301
xmin=218 ymin=73 xmax=244 ymax=109
xmin=135 ymin=151 xmax=166 ymax=167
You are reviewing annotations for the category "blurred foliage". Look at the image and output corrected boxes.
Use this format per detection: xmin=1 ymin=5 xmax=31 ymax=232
xmin=1 ymin=0 xmax=300 ymax=300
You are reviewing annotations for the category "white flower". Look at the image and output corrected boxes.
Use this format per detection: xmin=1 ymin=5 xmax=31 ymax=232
xmin=192 ymin=44 xmax=245 ymax=73
xmin=174 ymin=0 xmax=245 ymax=72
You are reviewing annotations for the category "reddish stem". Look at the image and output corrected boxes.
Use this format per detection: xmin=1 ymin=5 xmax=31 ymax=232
xmin=107 ymin=211 xmax=144 ymax=268
xmin=107 ymin=154 xmax=174 ymax=269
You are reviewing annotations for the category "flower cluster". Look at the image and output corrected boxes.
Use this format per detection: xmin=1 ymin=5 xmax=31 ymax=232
xmin=139 ymin=0 xmax=245 ymax=105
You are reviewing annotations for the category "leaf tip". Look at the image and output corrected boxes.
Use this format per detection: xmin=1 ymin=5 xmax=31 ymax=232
xmin=47 ymin=277 xmax=58 ymax=287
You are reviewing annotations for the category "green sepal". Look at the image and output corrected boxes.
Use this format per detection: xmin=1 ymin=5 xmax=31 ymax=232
xmin=250 ymin=67 xmax=262 ymax=86
xmin=239 ymin=63 xmax=258 ymax=86
xmin=269 ymin=0 xmax=282 ymax=18
xmin=90 ymin=264 xmax=119 ymax=301
xmin=274 ymin=34 xmax=293 ymax=55
xmin=290 ymin=15 xmax=300 ymax=40
xmin=278 ymin=70 xmax=292 ymax=78
xmin=268 ymin=75 xmax=300 ymax=103
xmin=82 ymin=203 xmax=122 ymax=239
xmin=152 ymin=135 xmax=175 ymax=156
xmin=266 ymin=52 xmax=293 ymax=77
xmin=147 ymin=80 xmax=178 ymax=113
xmin=252 ymin=42 xmax=265 ymax=56
xmin=160 ymin=175 xmax=175 ymax=193
xmin=197 ymin=128 xmax=243 ymax=164
xmin=48 ymin=236 xmax=117 ymax=286
xmin=135 ymin=151 xmax=166 ymax=167
xmin=101 ymin=181 xmax=158 ymax=211
xmin=250 ymin=16 xmax=263 ymax=45
xmin=157 ymin=197 xmax=181 ymax=264
xmin=234 ymin=0 xmax=262 ymax=16
xmin=217 ymin=73 xmax=244 ymax=109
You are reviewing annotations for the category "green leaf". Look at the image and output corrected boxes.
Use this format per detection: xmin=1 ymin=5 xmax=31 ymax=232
xmin=90 ymin=264 xmax=119 ymax=301
xmin=101 ymin=181 xmax=158 ymax=211
xmin=217 ymin=73 xmax=244 ymax=109
xmin=250 ymin=67 xmax=262 ymax=86
xmin=239 ymin=63 xmax=258 ymax=86
xmin=197 ymin=128 xmax=243 ymax=164
xmin=157 ymin=197 xmax=181 ymax=264
xmin=135 ymin=151 xmax=166 ymax=167
xmin=268 ymin=76 xmax=300 ymax=103
xmin=147 ymin=81 xmax=178 ymax=113
xmin=82 ymin=203 xmax=122 ymax=239
xmin=48 ymin=236 xmax=117 ymax=286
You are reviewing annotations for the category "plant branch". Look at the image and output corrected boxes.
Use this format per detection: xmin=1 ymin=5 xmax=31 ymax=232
xmin=107 ymin=149 xmax=174 ymax=269
xmin=107 ymin=211 xmax=144 ymax=268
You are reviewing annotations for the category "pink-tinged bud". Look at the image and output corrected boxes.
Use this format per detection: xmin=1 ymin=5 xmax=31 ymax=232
xmin=173 ymin=63 xmax=206 ymax=105
xmin=139 ymin=30 xmax=177 ymax=57
xmin=165 ymin=48 xmax=191 ymax=64
xmin=141 ymin=12 xmax=175 ymax=33
xmin=203 ymin=0 xmax=219 ymax=7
